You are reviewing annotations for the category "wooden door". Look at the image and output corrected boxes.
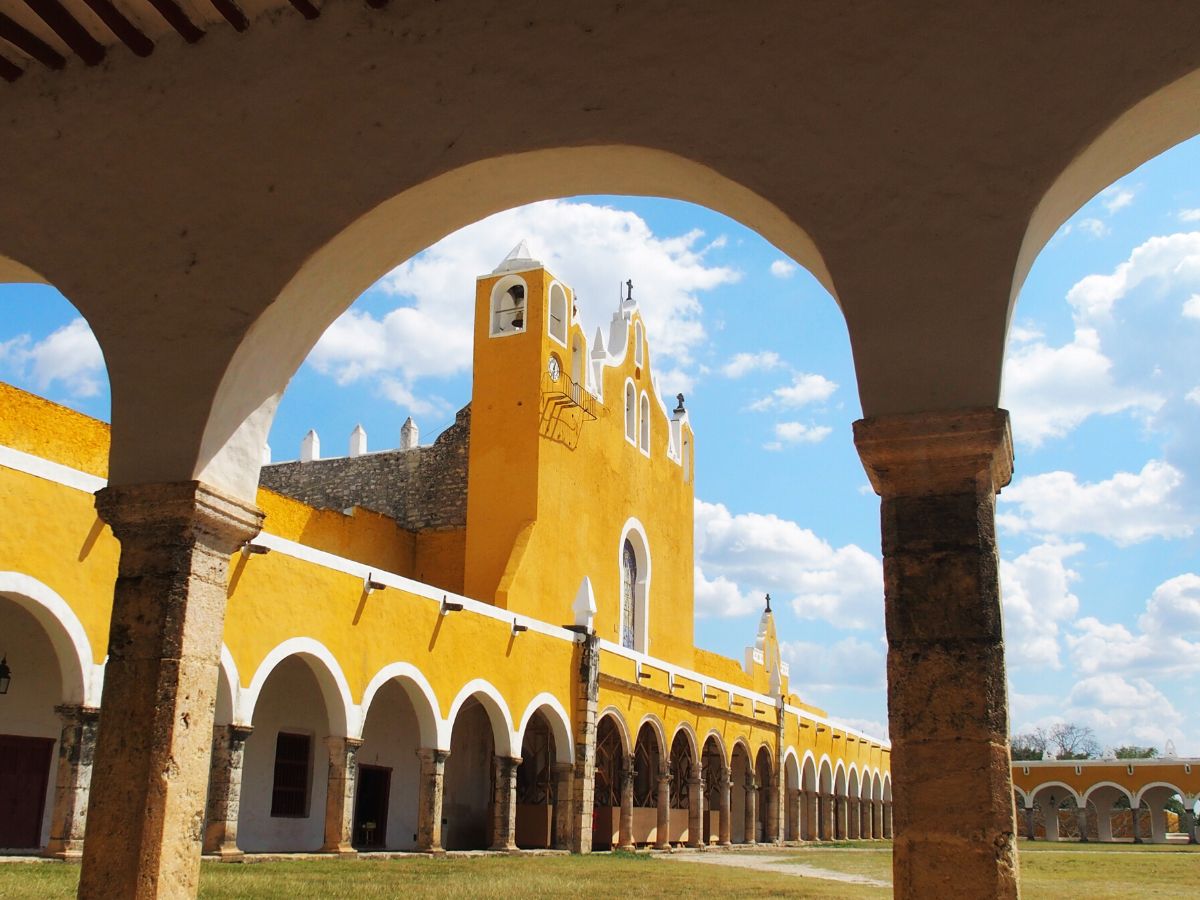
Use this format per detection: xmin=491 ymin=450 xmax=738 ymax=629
xmin=0 ymin=734 xmax=55 ymax=849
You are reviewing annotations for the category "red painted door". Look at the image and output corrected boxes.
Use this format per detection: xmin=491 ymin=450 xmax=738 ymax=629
xmin=0 ymin=734 xmax=55 ymax=849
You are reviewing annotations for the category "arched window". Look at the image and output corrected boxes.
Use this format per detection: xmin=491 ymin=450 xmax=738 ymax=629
xmin=634 ymin=320 xmax=644 ymax=367
xmin=548 ymin=283 xmax=568 ymax=345
xmin=639 ymin=392 xmax=650 ymax=454
xmin=621 ymin=539 xmax=637 ymax=650
xmin=624 ymin=381 xmax=636 ymax=444
xmin=490 ymin=277 xmax=527 ymax=335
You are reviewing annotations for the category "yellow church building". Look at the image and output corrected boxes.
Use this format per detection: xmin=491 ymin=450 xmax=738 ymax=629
xmin=0 ymin=245 xmax=891 ymax=859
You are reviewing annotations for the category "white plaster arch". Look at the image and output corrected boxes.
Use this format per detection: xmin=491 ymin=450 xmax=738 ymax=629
xmin=597 ymin=706 xmax=633 ymax=755
xmin=729 ymin=735 xmax=754 ymax=769
xmin=782 ymin=747 xmax=801 ymax=786
xmin=196 ymin=146 xmax=830 ymax=501
xmin=669 ymin=720 xmax=700 ymax=763
xmin=634 ymin=713 xmax=668 ymax=757
xmin=240 ymin=637 xmax=356 ymax=737
xmin=516 ymin=692 xmax=575 ymax=765
xmin=215 ymin=645 xmax=241 ymax=726
xmin=0 ymin=571 xmax=100 ymax=707
xmin=359 ymin=661 xmax=442 ymax=750
xmin=1134 ymin=781 xmax=1188 ymax=808
xmin=1029 ymin=781 xmax=1084 ymax=808
xmin=700 ymin=729 xmax=727 ymax=767
xmin=1014 ymin=786 xmax=1031 ymax=809
xmin=488 ymin=273 xmax=530 ymax=338
xmin=445 ymin=678 xmax=518 ymax=758
xmin=800 ymin=750 xmax=819 ymax=791
xmin=546 ymin=279 xmax=569 ymax=347
xmin=618 ymin=517 xmax=652 ymax=655
xmin=871 ymin=770 xmax=883 ymax=802
xmin=1081 ymin=781 xmax=1134 ymax=807
xmin=818 ymin=754 xmax=834 ymax=794
xmin=882 ymin=772 xmax=892 ymax=802
xmin=833 ymin=760 xmax=848 ymax=795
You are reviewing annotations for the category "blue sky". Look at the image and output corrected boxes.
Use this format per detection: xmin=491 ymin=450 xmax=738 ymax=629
xmin=3 ymin=139 xmax=1199 ymax=754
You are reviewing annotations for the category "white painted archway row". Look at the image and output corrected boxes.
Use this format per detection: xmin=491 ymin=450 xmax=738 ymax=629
xmin=225 ymin=638 xmax=575 ymax=763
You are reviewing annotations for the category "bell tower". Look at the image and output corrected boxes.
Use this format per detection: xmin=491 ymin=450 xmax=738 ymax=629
xmin=463 ymin=241 xmax=576 ymax=605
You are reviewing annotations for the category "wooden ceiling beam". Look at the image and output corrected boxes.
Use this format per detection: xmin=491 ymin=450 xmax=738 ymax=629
xmin=287 ymin=0 xmax=319 ymax=20
xmin=81 ymin=0 xmax=154 ymax=56
xmin=0 ymin=11 xmax=66 ymax=68
xmin=0 ymin=49 xmax=23 ymax=80
xmin=209 ymin=0 xmax=247 ymax=31
xmin=25 ymin=0 xmax=106 ymax=65
xmin=146 ymin=0 xmax=203 ymax=42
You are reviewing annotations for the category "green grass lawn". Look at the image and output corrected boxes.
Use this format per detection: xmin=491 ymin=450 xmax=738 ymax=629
xmin=1 ymin=842 xmax=1197 ymax=899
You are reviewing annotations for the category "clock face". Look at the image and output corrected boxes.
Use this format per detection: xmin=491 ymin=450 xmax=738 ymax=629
xmin=547 ymin=356 xmax=562 ymax=382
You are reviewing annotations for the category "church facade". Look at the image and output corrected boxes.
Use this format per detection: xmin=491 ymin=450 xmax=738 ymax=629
xmin=0 ymin=246 xmax=890 ymax=858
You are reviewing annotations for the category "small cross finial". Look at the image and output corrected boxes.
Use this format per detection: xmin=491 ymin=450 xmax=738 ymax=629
xmin=675 ymin=393 xmax=686 ymax=413
xmin=625 ymin=279 xmax=633 ymax=301
xmin=765 ymin=593 xmax=772 ymax=612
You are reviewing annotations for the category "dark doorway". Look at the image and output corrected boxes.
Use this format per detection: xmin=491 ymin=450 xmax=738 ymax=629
xmin=353 ymin=765 xmax=391 ymax=850
xmin=0 ymin=735 xmax=54 ymax=849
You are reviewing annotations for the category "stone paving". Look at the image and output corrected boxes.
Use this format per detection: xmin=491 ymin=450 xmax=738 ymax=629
xmin=658 ymin=850 xmax=892 ymax=888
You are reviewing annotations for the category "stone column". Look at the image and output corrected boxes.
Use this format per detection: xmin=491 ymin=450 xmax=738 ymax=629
xmin=718 ymin=770 xmax=732 ymax=846
xmin=654 ymin=769 xmax=672 ymax=849
xmin=1076 ymin=806 xmax=1089 ymax=843
xmin=619 ymin=755 xmax=635 ymax=851
xmin=743 ymin=779 xmax=758 ymax=845
xmin=552 ymin=762 xmax=574 ymax=850
xmin=849 ymin=797 xmax=860 ymax=839
xmin=686 ymin=775 xmax=704 ymax=849
xmin=490 ymin=755 xmax=521 ymax=851
xmin=79 ymin=481 xmax=263 ymax=900
xmin=322 ymin=736 xmax=363 ymax=856
xmin=806 ymin=790 xmax=820 ymax=841
xmin=415 ymin=748 xmax=449 ymax=852
xmin=1131 ymin=803 xmax=1143 ymax=843
xmin=1181 ymin=807 xmax=1197 ymax=844
xmin=874 ymin=799 xmax=884 ymax=840
xmin=883 ymin=800 xmax=893 ymax=839
xmin=764 ymin=778 xmax=779 ymax=844
xmin=861 ymin=798 xmax=872 ymax=839
xmin=819 ymin=792 xmax=833 ymax=841
xmin=855 ymin=409 xmax=1018 ymax=898
xmin=45 ymin=704 xmax=101 ymax=859
xmin=1023 ymin=806 xmax=1035 ymax=840
xmin=570 ymin=634 xmax=599 ymax=853
xmin=202 ymin=724 xmax=253 ymax=859
xmin=836 ymin=796 xmax=848 ymax=840
xmin=788 ymin=788 xmax=801 ymax=842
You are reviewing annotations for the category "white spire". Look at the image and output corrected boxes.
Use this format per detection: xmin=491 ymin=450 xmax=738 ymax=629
xmin=492 ymin=239 xmax=541 ymax=274
xmin=591 ymin=326 xmax=607 ymax=357
xmin=349 ymin=424 xmax=367 ymax=457
xmin=400 ymin=416 xmax=420 ymax=450
xmin=301 ymin=429 xmax=320 ymax=462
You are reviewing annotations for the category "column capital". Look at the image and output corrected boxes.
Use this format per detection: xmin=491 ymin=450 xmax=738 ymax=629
xmin=552 ymin=761 xmax=574 ymax=778
xmin=54 ymin=703 xmax=101 ymax=724
xmin=327 ymin=735 xmax=364 ymax=753
xmin=416 ymin=747 xmax=450 ymax=765
xmin=96 ymin=480 xmax=263 ymax=551
xmin=853 ymin=407 xmax=1013 ymax=497
xmin=228 ymin=723 xmax=254 ymax=744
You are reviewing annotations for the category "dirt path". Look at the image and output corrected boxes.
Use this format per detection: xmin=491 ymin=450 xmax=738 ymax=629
xmin=659 ymin=852 xmax=892 ymax=888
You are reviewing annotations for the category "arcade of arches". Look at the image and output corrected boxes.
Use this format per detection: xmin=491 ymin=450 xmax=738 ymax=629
xmin=4 ymin=4 xmax=1200 ymax=899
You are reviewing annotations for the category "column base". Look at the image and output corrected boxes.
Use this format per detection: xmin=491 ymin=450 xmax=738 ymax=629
xmin=323 ymin=846 xmax=359 ymax=859
xmin=44 ymin=843 xmax=84 ymax=861
xmin=617 ymin=843 xmax=636 ymax=852
xmin=211 ymin=846 xmax=246 ymax=862
xmin=488 ymin=844 xmax=520 ymax=854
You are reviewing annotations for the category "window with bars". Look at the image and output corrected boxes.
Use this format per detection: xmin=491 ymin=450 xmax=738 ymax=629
xmin=270 ymin=732 xmax=313 ymax=818
xmin=621 ymin=540 xmax=637 ymax=650
xmin=594 ymin=721 xmax=622 ymax=808
xmin=669 ymin=739 xmax=693 ymax=809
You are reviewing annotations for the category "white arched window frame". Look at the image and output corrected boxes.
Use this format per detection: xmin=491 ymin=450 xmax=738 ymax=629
xmin=618 ymin=520 xmax=651 ymax=654
xmin=639 ymin=392 xmax=650 ymax=455
xmin=547 ymin=281 xmax=568 ymax=346
xmin=624 ymin=380 xmax=637 ymax=445
xmin=634 ymin=320 xmax=644 ymax=367
xmin=489 ymin=274 xmax=529 ymax=337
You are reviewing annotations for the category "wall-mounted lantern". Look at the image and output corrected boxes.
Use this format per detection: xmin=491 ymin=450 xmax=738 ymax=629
xmin=0 ymin=655 xmax=10 ymax=694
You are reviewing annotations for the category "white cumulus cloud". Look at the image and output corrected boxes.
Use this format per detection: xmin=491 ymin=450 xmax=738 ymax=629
xmin=779 ymin=637 xmax=885 ymax=691
xmin=1062 ymin=674 xmax=1184 ymax=750
xmin=694 ymin=499 xmax=883 ymax=629
xmin=1001 ymin=326 xmax=1162 ymax=447
xmin=750 ymin=372 xmax=837 ymax=411
xmin=721 ymin=351 xmax=783 ymax=379
xmin=769 ymin=259 xmax=797 ymax=279
xmin=1178 ymin=208 xmax=1200 ymax=223
xmin=0 ymin=317 xmax=106 ymax=399
xmin=1066 ymin=232 xmax=1200 ymax=322
xmin=1138 ymin=573 xmax=1200 ymax=635
xmin=769 ymin=421 xmax=833 ymax=448
xmin=1100 ymin=185 xmax=1136 ymax=215
xmin=308 ymin=199 xmax=739 ymax=409
xmin=999 ymin=541 xmax=1084 ymax=669
xmin=1184 ymin=293 xmax=1200 ymax=319
xmin=999 ymin=460 xmax=1196 ymax=545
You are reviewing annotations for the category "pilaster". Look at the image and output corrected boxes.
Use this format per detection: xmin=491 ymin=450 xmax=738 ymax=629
xmin=686 ymin=775 xmax=704 ymax=849
xmin=322 ymin=736 xmax=363 ymax=856
xmin=490 ymin=755 xmax=521 ymax=851
xmin=203 ymin=724 xmax=253 ymax=859
xmin=45 ymin=704 xmax=101 ymax=859
xmin=416 ymin=748 xmax=449 ymax=852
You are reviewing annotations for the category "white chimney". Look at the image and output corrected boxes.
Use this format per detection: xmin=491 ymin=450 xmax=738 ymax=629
xmin=573 ymin=576 xmax=597 ymax=632
xmin=349 ymin=424 xmax=367 ymax=458
xmin=301 ymin=429 xmax=320 ymax=462
xmin=400 ymin=417 xmax=419 ymax=450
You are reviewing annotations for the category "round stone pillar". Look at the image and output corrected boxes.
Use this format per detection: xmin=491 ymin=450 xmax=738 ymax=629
xmin=619 ymin=754 xmax=636 ymax=851
xmin=855 ymin=409 xmax=1019 ymax=898
xmin=655 ymin=771 xmax=672 ymax=850
xmin=718 ymin=770 xmax=732 ymax=846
